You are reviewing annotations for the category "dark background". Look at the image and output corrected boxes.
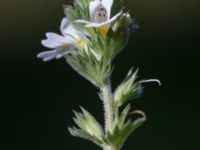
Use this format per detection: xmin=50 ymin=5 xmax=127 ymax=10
xmin=1 ymin=0 xmax=200 ymax=150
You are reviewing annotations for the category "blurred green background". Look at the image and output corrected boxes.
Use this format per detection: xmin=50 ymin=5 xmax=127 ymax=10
xmin=1 ymin=0 xmax=200 ymax=150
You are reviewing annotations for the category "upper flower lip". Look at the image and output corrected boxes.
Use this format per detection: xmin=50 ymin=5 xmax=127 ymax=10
xmin=89 ymin=0 xmax=113 ymax=22
xmin=60 ymin=18 xmax=82 ymax=40
xmin=75 ymin=0 xmax=122 ymax=28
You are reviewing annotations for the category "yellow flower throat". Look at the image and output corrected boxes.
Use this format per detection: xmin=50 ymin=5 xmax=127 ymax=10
xmin=77 ymin=37 xmax=85 ymax=47
xmin=97 ymin=27 xmax=109 ymax=36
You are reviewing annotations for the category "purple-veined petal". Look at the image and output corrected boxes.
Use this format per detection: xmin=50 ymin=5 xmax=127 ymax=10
xmin=102 ymin=0 xmax=113 ymax=19
xmin=89 ymin=0 xmax=101 ymax=22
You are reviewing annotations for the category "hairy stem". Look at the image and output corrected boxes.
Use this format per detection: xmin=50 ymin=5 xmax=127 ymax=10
xmin=100 ymin=82 xmax=114 ymax=133
xmin=103 ymin=145 xmax=119 ymax=150
xmin=101 ymin=83 xmax=119 ymax=150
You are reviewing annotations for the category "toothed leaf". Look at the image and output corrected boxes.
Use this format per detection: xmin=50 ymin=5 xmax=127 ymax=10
xmin=114 ymin=68 xmax=143 ymax=107
xmin=68 ymin=107 xmax=105 ymax=147
xmin=105 ymin=105 xmax=146 ymax=149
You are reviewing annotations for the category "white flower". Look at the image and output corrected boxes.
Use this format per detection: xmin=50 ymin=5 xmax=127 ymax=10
xmin=75 ymin=0 xmax=122 ymax=36
xmin=37 ymin=18 xmax=86 ymax=62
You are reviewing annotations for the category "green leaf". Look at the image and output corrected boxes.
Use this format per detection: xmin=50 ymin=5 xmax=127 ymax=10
xmin=68 ymin=107 xmax=105 ymax=148
xmin=105 ymin=105 xmax=146 ymax=149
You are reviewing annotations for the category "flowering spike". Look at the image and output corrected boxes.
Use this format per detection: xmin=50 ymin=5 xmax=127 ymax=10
xmin=37 ymin=0 xmax=160 ymax=150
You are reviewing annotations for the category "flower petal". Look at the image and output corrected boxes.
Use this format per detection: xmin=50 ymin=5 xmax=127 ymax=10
xmin=89 ymin=0 xmax=101 ymax=22
xmin=102 ymin=0 xmax=113 ymax=19
xmin=75 ymin=19 xmax=93 ymax=24
xmin=60 ymin=18 xmax=80 ymax=40
xmin=56 ymin=51 xmax=71 ymax=59
xmin=37 ymin=49 xmax=71 ymax=62
xmin=41 ymin=32 xmax=71 ymax=49
xmin=37 ymin=50 xmax=58 ymax=62
xmin=60 ymin=17 xmax=70 ymax=35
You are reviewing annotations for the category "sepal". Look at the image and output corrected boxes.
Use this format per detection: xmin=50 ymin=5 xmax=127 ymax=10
xmin=114 ymin=68 xmax=143 ymax=107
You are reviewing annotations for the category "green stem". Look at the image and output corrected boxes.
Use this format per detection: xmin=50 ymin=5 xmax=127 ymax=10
xmin=100 ymin=82 xmax=114 ymax=133
xmin=101 ymin=82 xmax=119 ymax=150
xmin=103 ymin=145 xmax=119 ymax=150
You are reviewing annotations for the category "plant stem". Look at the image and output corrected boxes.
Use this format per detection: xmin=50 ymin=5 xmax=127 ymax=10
xmin=100 ymin=82 xmax=114 ymax=133
xmin=101 ymin=82 xmax=120 ymax=150
xmin=103 ymin=145 xmax=119 ymax=150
